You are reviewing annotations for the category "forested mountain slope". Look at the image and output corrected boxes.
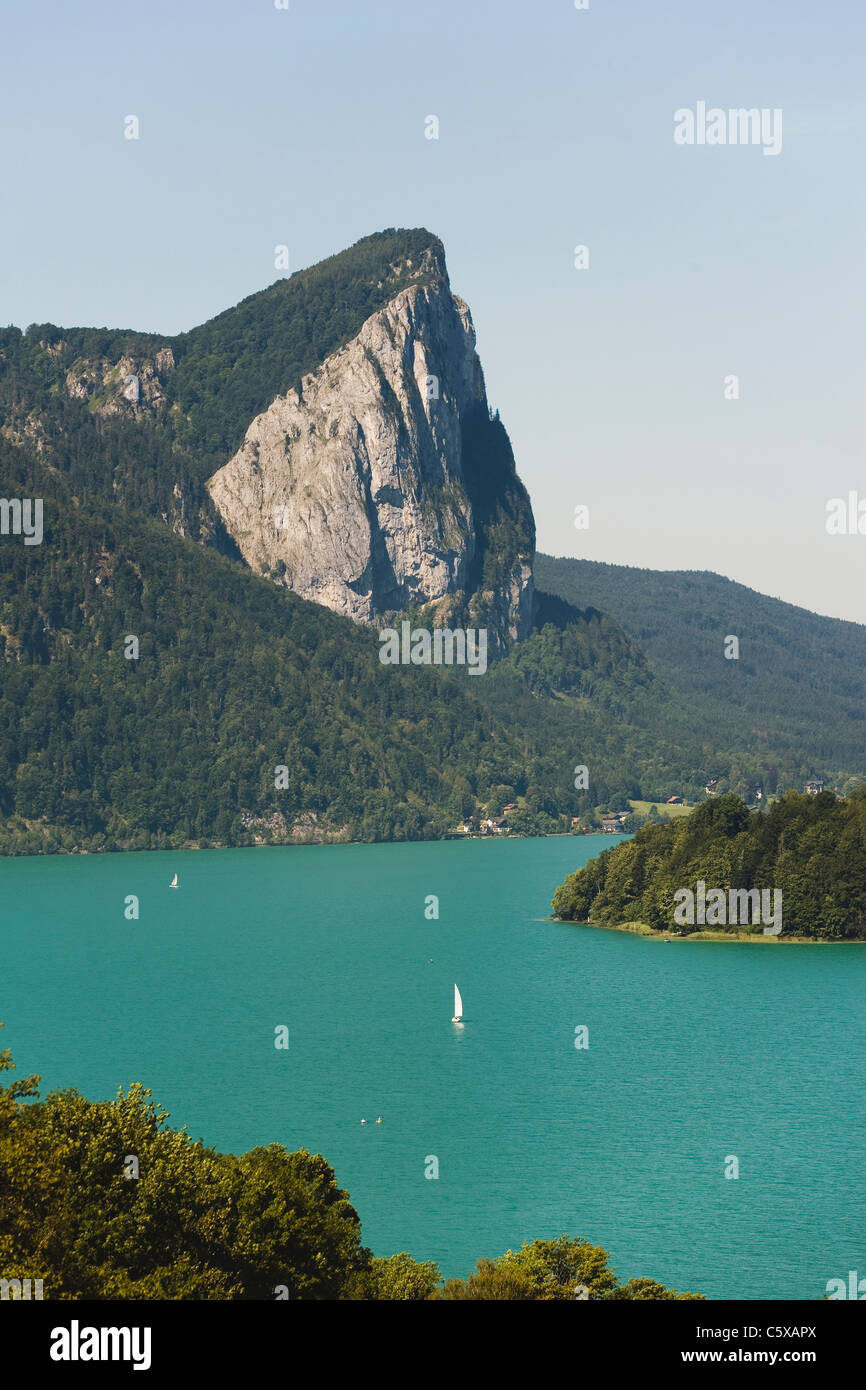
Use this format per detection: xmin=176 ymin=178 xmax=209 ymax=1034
xmin=0 ymin=230 xmax=863 ymax=854
xmin=0 ymin=434 xmax=536 ymax=851
xmin=0 ymin=417 xmax=667 ymax=851
xmin=0 ymin=230 xmax=449 ymax=540
xmin=536 ymin=555 xmax=866 ymax=792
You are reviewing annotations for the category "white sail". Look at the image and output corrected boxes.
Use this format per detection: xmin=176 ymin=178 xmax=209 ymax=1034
xmin=170 ymin=873 xmax=178 ymax=888
xmin=452 ymin=984 xmax=463 ymax=1020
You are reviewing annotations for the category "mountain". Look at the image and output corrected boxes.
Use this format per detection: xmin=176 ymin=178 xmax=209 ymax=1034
xmin=0 ymin=229 xmax=599 ymax=851
xmin=535 ymin=555 xmax=866 ymax=795
xmin=207 ymin=262 xmax=534 ymax=651
xmin=0 ymin=427 xmax=543 ymax=852
xmin=0 ymin=229 xmax=863 ymax=854
xmin=7 ymin=229 xmax=448 ymax=529
xmin=2 ymin=229 xmax=534 ymax=654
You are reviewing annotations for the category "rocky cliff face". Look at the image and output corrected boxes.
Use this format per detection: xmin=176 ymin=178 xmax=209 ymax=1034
xmin=65 ymin=347 xmax=175 ymax=416
xmin=207 ymin=277 xmax=534 ymax=654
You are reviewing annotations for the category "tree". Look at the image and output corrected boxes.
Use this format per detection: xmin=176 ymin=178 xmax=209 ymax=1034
xmin=354 ymin=1252 xmax=441 ymax=1301
xmin=436 ymin=1258 xmax=535 ymax=1300
xmin=497 ymin=1236 xmax=618 ymax=1299
xmin=0 ymin=1034 xmax=368 ymax=1300
xmin=434 ymin=1238 xmax=702 ymax=1301
xmin=604 ymin=1277 xmax=704 ymax=1301
xmin=552 ymin=789 xmax=866 ymax=940
xmin=0 ymin=1030 xmax=707 ymax=1301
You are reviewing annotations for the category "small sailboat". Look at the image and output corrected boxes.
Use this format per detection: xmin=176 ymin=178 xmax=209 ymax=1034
xmin=451 ymin=983 xmax=464 ymax=1024
xmin=169 ymin=873 xmax=179 ymax=889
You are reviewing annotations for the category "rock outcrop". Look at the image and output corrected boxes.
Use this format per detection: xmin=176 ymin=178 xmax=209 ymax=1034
xmin=207 ymin=277 xmax=534 ymax=654
xmin=65 ymin=347 xmax=175 ymax=415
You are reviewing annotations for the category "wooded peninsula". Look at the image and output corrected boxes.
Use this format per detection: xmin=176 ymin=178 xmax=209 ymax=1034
xmin=552 ymin=790 xmax=866 ymax=941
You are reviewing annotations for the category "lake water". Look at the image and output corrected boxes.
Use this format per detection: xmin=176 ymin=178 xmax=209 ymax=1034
xmin=1 ymin=835 xmax=863 ymax=1299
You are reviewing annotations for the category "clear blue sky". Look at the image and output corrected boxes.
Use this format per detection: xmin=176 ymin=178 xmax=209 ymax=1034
xmin=2 ymin=0 xmax=865 ymax=621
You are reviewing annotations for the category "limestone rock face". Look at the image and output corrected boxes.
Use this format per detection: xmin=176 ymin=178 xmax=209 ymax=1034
xmin=64 ymin=347 xmax=175 ymax=415
xmin=207 ymin=279 xmax=534 ymax=651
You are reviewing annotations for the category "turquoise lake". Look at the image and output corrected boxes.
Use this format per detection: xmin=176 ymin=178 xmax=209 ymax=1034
xmin=1 ymin=835 xmax=863 ymax=1300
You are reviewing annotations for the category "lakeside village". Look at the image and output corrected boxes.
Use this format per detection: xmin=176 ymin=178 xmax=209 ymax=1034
xmin=450 ymin=778 xmax=832 ymax=840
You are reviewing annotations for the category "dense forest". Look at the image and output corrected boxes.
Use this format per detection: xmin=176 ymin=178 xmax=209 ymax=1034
xmin=0 ymin=434 xmax=549 ymax=852
xmin=536 ymin=554 xmax=866 ymax=790
xmin=0 ymin=419 xmax=821 ymax=854
xmin=0 ymin=425 xmax=668 ymax=852
xmin=0 ymin=1027 xmax=702 ymax=1300
xmin=551 ymin=789 xmax=866 ymax=939
xmin=0 ymin=228 xmax=863 ymax=854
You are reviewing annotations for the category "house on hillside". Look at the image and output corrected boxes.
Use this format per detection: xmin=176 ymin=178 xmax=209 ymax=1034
xmin=805 ymin=779 xmax=825 ymax=795
xmin=705 ymin=779 xmax=718 ymax=796
xmin=482 ymin=816 xmax=507 ymax=834
xmin=601 ymin=815 xmax=624 ymax=834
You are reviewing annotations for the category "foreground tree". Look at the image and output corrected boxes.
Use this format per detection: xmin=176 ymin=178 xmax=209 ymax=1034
xmin=0 ymin=1027 xmax=369 ymax=1299
xmin=436 ymin=1237 xmax=703 ymax=1301
xmin=1 ymin=1027 xmax=703 ymax=1300
xmin=352 ymin=1252 xmax=441 ymax=1301
xmin=437 ymin=1258 xmax=536 ymax=1300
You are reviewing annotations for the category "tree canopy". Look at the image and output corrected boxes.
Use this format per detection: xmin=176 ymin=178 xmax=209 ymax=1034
xmin=552 ymin=789 xmax=866 ymax=939
xmin=0 ymin=1027 xmax=702 ymax=1300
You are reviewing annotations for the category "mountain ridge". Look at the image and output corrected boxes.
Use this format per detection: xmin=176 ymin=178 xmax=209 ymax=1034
xmin=0 ymin=229 xmax=863 ymax=854
xmin=3 ymin=228 xmax=535 ymax=650
xmin=535 ymin=554 xmax=866 ymax=782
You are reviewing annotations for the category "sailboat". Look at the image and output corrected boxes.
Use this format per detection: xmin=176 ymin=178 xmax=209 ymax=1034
xmin=451 ymin=983 xmax=464 ymax=1024
xmin=169 ymin=873 xmax=179 ymax=889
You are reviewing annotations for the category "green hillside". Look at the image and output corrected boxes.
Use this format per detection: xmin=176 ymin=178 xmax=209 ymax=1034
xmin=535 ymin=554 xmax=866 ymax=795
xmin=0 ymin=228 xmax=669 ymax=853
xmin=0 ymin=433 xmax=555 ymax=853
xmin=0 ymin=231 xmax=863 ymax=854
xmin=0 ymin=427 xmax=700 ymax=851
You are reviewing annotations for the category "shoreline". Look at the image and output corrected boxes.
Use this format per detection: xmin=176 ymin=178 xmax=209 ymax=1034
xmin=554 ymin=918 xmax=866 ymax=945
xmin=0 ymin=829 xmax=603 ymax=859
xmin=0 ymin=830 xmax=599 ymax=861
